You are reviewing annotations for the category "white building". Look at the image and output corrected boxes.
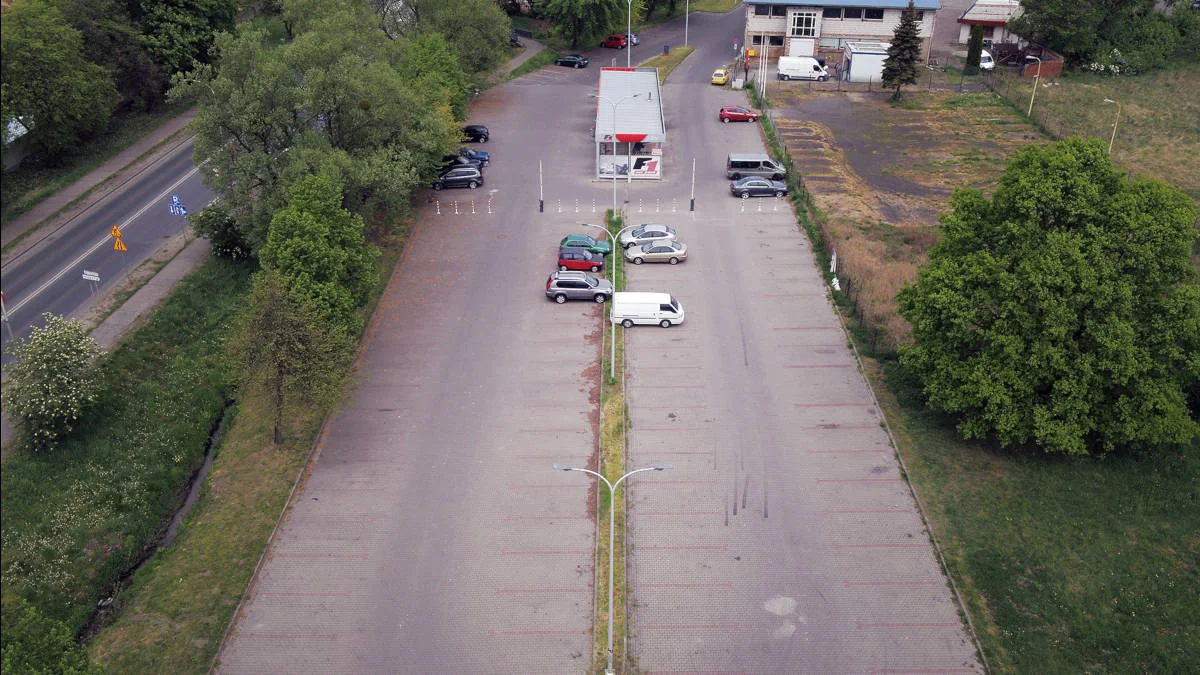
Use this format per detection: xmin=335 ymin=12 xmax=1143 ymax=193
xmin=593 ymin=67 xmax=666 ymax=180
xmin=956 ymin=0 xmax=1022 ymax=45
xmin=744 ymin=0 xmax=940 ymax=61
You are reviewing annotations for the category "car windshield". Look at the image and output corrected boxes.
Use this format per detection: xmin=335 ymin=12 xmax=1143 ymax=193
xmin=583 ymin=276 xmax=598 ymax=288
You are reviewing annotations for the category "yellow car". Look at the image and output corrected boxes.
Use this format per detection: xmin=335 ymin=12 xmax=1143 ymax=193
xmin=711 ymin=68 xmax=730 ymax=85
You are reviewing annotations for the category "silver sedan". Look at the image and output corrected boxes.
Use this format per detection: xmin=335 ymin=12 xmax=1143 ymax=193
xmin=624 ymin=240 xmax=688 ymax=265
xmin=618 ymin=223 xmax=678 ymax=249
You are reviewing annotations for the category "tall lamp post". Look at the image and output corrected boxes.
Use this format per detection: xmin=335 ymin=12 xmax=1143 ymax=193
xmin=589 ymin=93 xmax=641 ymax=219
xmin=627 ymin=0 xmax=634 ymax=68
xmin=578 ymin=221 xmax=615 ymax=283
xmin=553 ymin=462 xmax=673 ymax=675
xmin=1103 ymin=98 xmax=1121 ymax=153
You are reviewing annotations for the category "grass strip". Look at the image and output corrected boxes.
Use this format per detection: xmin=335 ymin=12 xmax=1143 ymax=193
xmin=509 ymin=48 xmax=558 ymax=80
xmin=1 ymin=257 xmax=253 ymax=635
xmin=638 ymin=46 xmax=695 ymax=84
xmin=589 ymin=210 xmax=631 ymax=672
xmin=85 ymin=224 xmax=410 ymax=673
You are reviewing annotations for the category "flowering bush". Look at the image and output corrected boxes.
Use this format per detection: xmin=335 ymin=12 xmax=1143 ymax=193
xmin=1085 ymin=48 xmax=1135 ymax=76
xmin=6 ymin=313 xmax=105 ymax=451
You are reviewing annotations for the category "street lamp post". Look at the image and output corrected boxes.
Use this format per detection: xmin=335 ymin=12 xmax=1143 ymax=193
xmin=1103 ymin=98 xmax=1121 ymax=153
xmin=589 ymin=94 xmax=641 ymax=219
xmin=553 ymin=462 xmax=673 ymax=675
xmin=627 ymin=0 xmax=633 ymax=69
xmin=578 ymin=221 xmax=615 ymax=283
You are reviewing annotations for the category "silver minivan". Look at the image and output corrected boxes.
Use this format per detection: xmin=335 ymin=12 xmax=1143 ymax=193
xmin=726 ymin=153 xmax=787 ymax=180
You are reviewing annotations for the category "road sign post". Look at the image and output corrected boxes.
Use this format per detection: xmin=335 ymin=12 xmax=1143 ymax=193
xmin=82 ymin=270 xmax=101 ymax=295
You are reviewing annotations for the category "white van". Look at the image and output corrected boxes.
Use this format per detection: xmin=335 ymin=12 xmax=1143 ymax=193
xmin=979 ymin=49 xmax=995 ymax=71
xmin=777 ymin=55 xmax=830 ymax=81
xmin=610 ymin=292 xmax=685 ymax=328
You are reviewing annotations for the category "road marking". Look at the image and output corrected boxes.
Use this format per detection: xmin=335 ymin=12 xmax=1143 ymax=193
xmin=8 ymin=164 xmax=202 ymax=315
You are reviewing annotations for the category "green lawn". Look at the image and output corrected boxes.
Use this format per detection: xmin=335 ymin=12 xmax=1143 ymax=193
xmin=877 ymin=368 xmax=1200 ymax=673
xmin=1 ymin=258 xmax=253 ymax=635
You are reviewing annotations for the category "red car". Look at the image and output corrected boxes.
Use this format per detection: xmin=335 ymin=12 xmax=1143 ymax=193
xmin=558 ymin=248 xmax=605 ymax=273
xmin=600 ymin=34 xmax=628 ymax=49
xmin=719 ymin=105 xmax=759 ymax=123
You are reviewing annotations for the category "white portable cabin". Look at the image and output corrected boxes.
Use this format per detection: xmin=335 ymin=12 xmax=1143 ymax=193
xmin=842 ymin=41 xmax=890 ymax=84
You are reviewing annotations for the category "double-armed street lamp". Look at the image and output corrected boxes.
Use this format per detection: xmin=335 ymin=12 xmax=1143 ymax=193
xmin=552 ymin=462 xmax=673 ymax=675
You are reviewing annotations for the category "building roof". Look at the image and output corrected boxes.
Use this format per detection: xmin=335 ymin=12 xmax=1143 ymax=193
xmin=594 ymin=68 xmax=665 ymax=144
xmin=746 ymin=0 xmax=941 ymax=10
xmin=845 ymin=40 xmax=891 ymax=54
xmin=957 ymin=0 xmax=1020 ymax=25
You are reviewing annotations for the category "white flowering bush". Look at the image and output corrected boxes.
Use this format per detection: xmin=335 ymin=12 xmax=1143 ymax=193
xmin=1085 ymin=48 xmax=1135 ymax=76
xmin=6 ymin=313 xmax=105 ymax=451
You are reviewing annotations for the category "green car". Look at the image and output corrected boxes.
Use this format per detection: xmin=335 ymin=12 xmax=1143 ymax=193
xmin=559 ymin=234 xmax=612 ymax=256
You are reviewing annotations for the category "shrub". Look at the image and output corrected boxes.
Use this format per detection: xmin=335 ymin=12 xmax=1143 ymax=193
xmin=5 ymin=314 xmax=105 ymax=451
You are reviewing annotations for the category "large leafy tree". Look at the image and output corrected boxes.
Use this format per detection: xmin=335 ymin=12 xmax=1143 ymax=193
xmin=420 ymin=0 xmax=512 ymax=74
xmin=881 ymin=0 xmax=922 ymax=101
xmin=258 ymin=173 xmax=379 ymax=331
xmin=538 ymin=0 xmax=625 ymax=49
xmin=227 ymin=269 xmax=352 ymax=445
xmin=181 ymin=1 xmax=457 ymax=256
xmin=0 ymin=596 xmax=98 ymax=675
xmin=897 ymin=138 xmax=1200 ymax=455
xmin=6 ymin=314 xmax=106 ymax=452
xmin=134 ymin=0 xmax=237 ymax=78
xmin=56 ymin=0 xmax=166 ymax=111
xmin=1010 ymin=0 xmax=1183 ymax=69
xmin=0 ymin=0 xmax=118 ymax=159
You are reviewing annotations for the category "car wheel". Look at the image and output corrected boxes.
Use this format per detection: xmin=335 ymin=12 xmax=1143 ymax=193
xmin=554 ymin=294 xmax=567 ymax=304
xmin=782 ymin=74 xmax=791 ymax=81
xmin=575 ymin=63 xmax=582 ymax=69
xmin=432 ymin=183 xmax=442 ymax=191
xmin=633 ymin=257 xmax=644 ymax=265
xmin=468 ymin=180 xmax=479 ymax=189
xmin=589 ymin=265 xmax=600 ymax=273
xmin=481 ymin=137 xmax=488 ymax=143
xmin=722 ymin=117 xmax=730 ymax=124
xmin=820 ymin=75 xmax=829 ymax=82
xmin=668 ymin=257 xmax=679 ymax=265
xmin=775 ymin=190 xmax=785 ymax=198
xmin=732 ymin=173 xmax=741 ymax=180
xmin=622 ymin=319 xmax=634 ymax=328
xmin=559 ymin=264 xmax=569 ymax=271
xmin=660 ymin=319 xmax=672 ymax=328
xmin=740 ymin=192 xmax=750 ymax=199
xmin=751 ymin=116 xmax=758 ymax=122
xmin=594 ymin=294 xmax=607 ymax=303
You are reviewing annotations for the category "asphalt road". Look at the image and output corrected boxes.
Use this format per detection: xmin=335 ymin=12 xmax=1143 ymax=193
xmin=0 ymin=141 xmax=210 ymax=363
xmin=218 ymin=9 xmax=979 ymax=674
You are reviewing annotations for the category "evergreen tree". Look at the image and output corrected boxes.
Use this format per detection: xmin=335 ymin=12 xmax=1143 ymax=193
xmin=881 ymin=0 xmax=922 ymax=101
xmin=964 ymin=24 xmax=984 ymax=76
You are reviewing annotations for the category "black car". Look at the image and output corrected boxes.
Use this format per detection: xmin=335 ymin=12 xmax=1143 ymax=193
xmin=432 ymin=166 xmax=484 ymax=190
xmin=554 ymin=54 xmax=589 ymax=69
xmin=441 ymin=155 xmax=484 ymax=172
xmin=462 ymin=124 xmax=489 ymax=143
xmin=730 ymin=176 xmax=788 ymax=199
xmin=510 ymin=32 xmax=523 ymax=48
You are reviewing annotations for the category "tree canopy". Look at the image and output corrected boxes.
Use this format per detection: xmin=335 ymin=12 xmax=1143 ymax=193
xmin=181 ymin=2 xmax=461 ymax=256
xmin=897 ymin=137 xmax=1200 ymax=455
xmin=0 ymin=0 xmax=118 ymax=158
xmin=258 ymin=173 xmax=379 ymax=330
xmin=1010 ymin=0 xmax=1197 ymax=70
xmin=539 ymin=0 xmax=627 ymax=49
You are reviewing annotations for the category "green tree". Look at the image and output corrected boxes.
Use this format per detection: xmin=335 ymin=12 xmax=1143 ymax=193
xmin=538 ymin=0 xmax=625 ymax=49
xmin=6 ymin=314 xmax=106 ymax=452
xmin=190 ymin=203 xmax=254 ymax=259
xmin=964 ymin=24 xmax=984 ymax=76
xmin=56 ymin=0 xmax=166 ymax=111
xmin=258 ymin=173 xmax=379 ymax=330
xmin=227 ymin=270 xmax=352 ymax=444
xmin=136 ymin=0 xmax=237 ymax=78
xmin=881 ymin=0 xmax=922 ymax=100
xmin=421 ymin=0 xmax=513 ymax=74
xmin=0 ymin=0 xmax=118 ymax=160
xmin=897 ymin=138 xmax=1200 ymax=455
xmin=181 ymin=4 xmax=458 ymax=256
xmin=0 ymin=595 xmax=98 ymax=675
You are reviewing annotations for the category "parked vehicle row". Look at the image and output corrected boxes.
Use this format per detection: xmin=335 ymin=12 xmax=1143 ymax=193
xmin=433 ymin=126 xmax=492 ymax=190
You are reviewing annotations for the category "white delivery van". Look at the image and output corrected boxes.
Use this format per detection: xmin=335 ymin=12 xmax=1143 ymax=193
xmin=610 ymin=292 xmax=685 ymax=328
xmin=777 ymin=56 xmax=829 ymax=81
xmin=979 ymin=49 xmax=996 ymax=71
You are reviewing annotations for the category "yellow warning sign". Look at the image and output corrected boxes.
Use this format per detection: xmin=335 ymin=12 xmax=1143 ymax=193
xmin=111 ymin=225 xmax=122 ymax=238
xmin=114 ymin=238 xmax=128 ymax=252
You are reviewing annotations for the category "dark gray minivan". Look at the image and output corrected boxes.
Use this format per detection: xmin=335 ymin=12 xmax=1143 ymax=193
xmin=726 ymin=153 xmax=787 ymax=180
